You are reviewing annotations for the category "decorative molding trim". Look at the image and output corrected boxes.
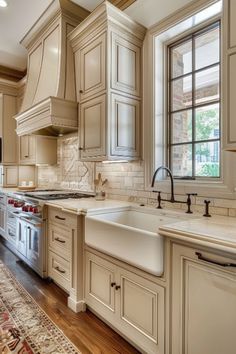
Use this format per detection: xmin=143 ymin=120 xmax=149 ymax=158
xmin=109 ymin=0 xmax=137 ymax=11
xmin=15 ymin=96 xmax=78 ymax=136
xmin=0 ymin=65 xmax=26 ymax=82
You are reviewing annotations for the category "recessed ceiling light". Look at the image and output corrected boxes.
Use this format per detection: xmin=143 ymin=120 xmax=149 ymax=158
xmin=0 ymin=0 xmax=7 ymax=7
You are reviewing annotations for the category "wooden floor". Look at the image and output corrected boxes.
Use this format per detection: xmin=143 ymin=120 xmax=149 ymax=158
xmin=0 ymin=241 xmax=140 ymax=354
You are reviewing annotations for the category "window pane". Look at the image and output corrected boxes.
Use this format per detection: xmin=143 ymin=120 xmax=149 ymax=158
xmin=195 ymin=141 xmax=220 ymax=177
xmin=171 ymin=110 xmax=192 ymax=143
xmin=171 ymin=144 xmax=192 ymax=177
xmin=195 ymin=25 xmax=220 ymax=70
xmin=195 ymin=65 xmax=219 ymax=105
xmin=171 ymin=75 xmax=192 ymax=111
xmin=171 ymin=40 xmax=192 ymax=78
xmin=195 ymin=103 xmax=220 ymax=141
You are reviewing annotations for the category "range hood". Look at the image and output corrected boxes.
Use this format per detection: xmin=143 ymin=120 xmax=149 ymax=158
xmin=15 ymin=0 xmax=89 ymax=136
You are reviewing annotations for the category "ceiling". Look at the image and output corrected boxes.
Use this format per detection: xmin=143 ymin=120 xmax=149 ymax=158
xmin=0 ymin=0 xmax=193 ymax=72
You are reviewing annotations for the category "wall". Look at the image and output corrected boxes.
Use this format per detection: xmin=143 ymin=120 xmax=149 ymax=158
xmin=38 ymin=136 xmax=236 ymax=217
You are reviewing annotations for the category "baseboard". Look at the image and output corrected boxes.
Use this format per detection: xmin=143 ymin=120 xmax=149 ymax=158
xmin=67 ymin=297 xmax=86 ymax=313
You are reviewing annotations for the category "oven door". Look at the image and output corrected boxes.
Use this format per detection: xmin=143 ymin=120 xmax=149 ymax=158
xmin=25 ymin=219 xmax=43 ymax=273
xmin=16 ymin=217 xmax=28 ymax=257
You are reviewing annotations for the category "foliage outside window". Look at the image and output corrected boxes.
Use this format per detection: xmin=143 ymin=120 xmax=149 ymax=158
xmin=168 ymin=21 xmax=220 ymax=178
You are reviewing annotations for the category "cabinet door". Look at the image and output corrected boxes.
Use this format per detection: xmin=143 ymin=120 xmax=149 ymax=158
xmin=78 ymin=33 xmax=106 ymax=101
xmin=111 ymin=32 xmax=141 ymax=97
xmin=85 ymin=252 xmax=116 ymax=320
xmin=26 ymin=224 xmax=42 ymax=272
xmin=16 ymin=218 xmax=27 ymax=257
xmin=79 ymin=95 xmax=106 ymax=159
xmin=117 ymin=268 xmax=164 ymax=354
xmin=111 ymin=94 xmax=140 ymax=158
xmin=172 ymin=243 xmax=236 ymax=354
xmin=1 ymin=166 xmax=18 ymax=187
xmin=19 ymin=135 xmax=36 ymax=164
xmin=7 ymin=226 xmax=17 ymax=246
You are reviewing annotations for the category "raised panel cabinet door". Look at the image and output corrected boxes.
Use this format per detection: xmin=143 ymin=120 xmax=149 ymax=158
xmin=19 ymin=135 xmax=36 ymax=164
xmin=85 ymin=252 xmax=116 ymax=320
xmin=111 ymin=94 xmax=140 ymax=158
xmin=117 ymin=268 xmax=164 ymax=354
xmin=78 ymin=33 xmax=106 ymax=101
xmin=79 ymin=95 xmax=106 ymax=159
xmin=172 ymin=243 xmax=236 ymax=354
xmin=4 ymin=166 xmax=18 ymax=187
xmin=111 ymin=32 xmax=141 ymax=97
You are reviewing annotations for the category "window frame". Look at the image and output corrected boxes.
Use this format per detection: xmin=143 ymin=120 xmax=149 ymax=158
xmin=143 ymin=0 xmax=236 ymax=198
xmin=167 ymin=20 xmax=221 ymax=179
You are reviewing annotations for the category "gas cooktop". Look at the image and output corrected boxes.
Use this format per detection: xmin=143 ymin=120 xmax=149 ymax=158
xmin=15 ymin=190 xmax=95 ymax=201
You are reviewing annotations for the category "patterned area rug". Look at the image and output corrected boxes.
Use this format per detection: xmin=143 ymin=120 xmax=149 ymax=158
xmin=0 ymin=261 xmax=80 ymax=353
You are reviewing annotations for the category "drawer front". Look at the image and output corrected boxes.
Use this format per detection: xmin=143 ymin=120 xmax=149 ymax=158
xmin=7 ymin=226 xmax=17 ymax=246
xmin=48 ymin=208 xmax=77 ymax=228
xmin=48 ymin=223 xmax=71 ymax=259
xmin=48 ymin=251 xmax=70 ymax=292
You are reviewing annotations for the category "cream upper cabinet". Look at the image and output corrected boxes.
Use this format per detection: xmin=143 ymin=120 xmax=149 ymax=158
xmin=0 ymin=94 xmax=18 ymax=164
xmin=223 ymin=0 xmax=236 ymax=150
xmin=69 ymin=1 xmax=146 ymax=161
xmin=0 ymin=165 xmax=18 ymax=187
xmin=171 ymin=243 xmax=236 ymax=354
xmin=19 ymin=135 xmax=57 ymax=165
xmin=85 ymin=251 xmax=164 ymax=354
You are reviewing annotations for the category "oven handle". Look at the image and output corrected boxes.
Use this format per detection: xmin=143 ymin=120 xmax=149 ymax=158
xmin=19 ymin=216 xmax=43 ymax=228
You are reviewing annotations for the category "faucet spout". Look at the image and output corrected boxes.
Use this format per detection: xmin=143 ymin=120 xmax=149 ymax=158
xmin=151 ymin=166 xmax=175 ymax=202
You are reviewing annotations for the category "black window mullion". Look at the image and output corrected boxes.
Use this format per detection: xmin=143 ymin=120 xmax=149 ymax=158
xmin=192 ymin=34 xmax=195 ymax=178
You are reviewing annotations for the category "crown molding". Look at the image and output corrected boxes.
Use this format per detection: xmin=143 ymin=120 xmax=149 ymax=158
xmin=110 ymin=0 xmax=137 ymax=11
xmin=0 ymin=65 xmax=26 ymax=82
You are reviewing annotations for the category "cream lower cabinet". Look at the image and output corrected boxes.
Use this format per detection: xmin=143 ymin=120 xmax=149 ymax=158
xmin=85 ymin=251 xmax=165 ymax=354
xmin=47 ymin=207 xmax=84 ymax=313
xmin=171 ymin=243 xmax=236 ymax=354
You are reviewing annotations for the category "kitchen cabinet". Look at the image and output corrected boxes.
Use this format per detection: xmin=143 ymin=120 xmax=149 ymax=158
xmin=171 ymin=243 xmax=236 ymax=354
xmin=69 ymin=1 xmax=146 ymax=161
xmin=223 ymin=0 xmax=236 ymax=150
xmin=47 ymin=207 xmax=84 ymax=313
xmin=19 ymin=135 xmax=57 ymax=165
xmin=0 ymin=93 xmax=18 ymax=164
xmin=85 ymin=251 xmax=164 ymax=354
xmin=0 ymin=165 xmax=18 ymax=187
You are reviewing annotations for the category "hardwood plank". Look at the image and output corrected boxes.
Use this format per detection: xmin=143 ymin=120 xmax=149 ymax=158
xmin=0 ymin=240 xmax=140 ymax=354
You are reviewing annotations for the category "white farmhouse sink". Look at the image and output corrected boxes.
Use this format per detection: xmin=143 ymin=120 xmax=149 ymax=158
xmin=85 ymin=207 xmax=188 ymax=276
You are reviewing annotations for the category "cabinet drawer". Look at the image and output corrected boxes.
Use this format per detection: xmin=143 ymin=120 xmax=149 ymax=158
xmin=48 ymin=223 xmax=71 ymax=259
xmin=48 ymin=251 xmax=70 ymax=292
xmin=48 ymin=208 xmax=77 ymax=228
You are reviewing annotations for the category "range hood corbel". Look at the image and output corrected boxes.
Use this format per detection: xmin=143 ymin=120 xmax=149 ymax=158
xmin=14 ymin=0 xmax=90 ymax=137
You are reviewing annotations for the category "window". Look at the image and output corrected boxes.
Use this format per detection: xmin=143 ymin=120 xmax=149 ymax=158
xmin=168 ymin=22 xmax=220 ymax=179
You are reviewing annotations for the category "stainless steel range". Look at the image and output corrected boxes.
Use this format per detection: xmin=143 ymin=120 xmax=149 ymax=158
xmin=6 ymin=190 xmax=94 ymax=278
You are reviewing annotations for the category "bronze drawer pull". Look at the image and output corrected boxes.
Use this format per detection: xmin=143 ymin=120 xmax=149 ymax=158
xmin=196 ymin=252 xmax=236 ymax=268
xmin=55 ymin=266 xmax=66 ymax=274
xmin=115 ymin=285 xmax=121 ymax=290
xmin=55 ymin=215 xmax=66 ymax=221
xmin=55 ymin=237 xmax=65 ymax=243
xmin=111 ymin=282 xmax=116 ymax=287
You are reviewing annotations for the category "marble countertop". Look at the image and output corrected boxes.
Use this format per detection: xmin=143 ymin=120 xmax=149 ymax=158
xmin=2 ymin=188 xmax=236 ymax=254
xmin=159 ymin=215 xmax=236 ymax=254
